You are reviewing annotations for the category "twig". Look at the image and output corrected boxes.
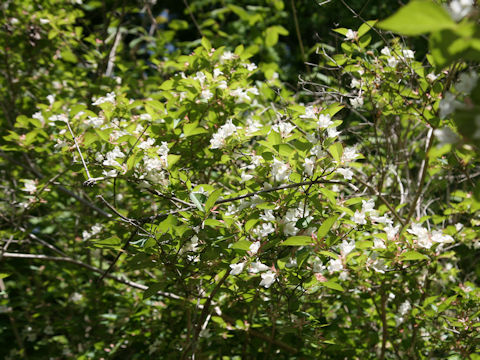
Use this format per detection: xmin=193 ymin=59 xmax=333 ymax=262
xmin=106 ymin=28 xmax=122 ymax=77
xmin=352 ymin=175 xmax=405 ymax=226
xmin=65 ymin=119 xmax=92 ymax=182
xmin=1 ymin=252 xmax=181 ymax=300
xmin=399 ymin=128 xmax=435 ymax=235
xmin=290 ymin=0 xmax=309 ymax=73
xmin=183 ymin=0 xmax=204 ymax=38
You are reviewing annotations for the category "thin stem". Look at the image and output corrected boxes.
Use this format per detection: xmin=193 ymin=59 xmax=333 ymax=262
xmin=65 ymin=120 xmax=92 ymax=181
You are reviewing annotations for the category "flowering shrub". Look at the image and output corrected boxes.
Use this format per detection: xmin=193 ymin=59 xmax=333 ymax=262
xmin=1 ymin=0 xmax=480 ymax=358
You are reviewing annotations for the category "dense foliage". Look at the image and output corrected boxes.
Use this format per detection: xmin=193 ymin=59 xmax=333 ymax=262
xmin=1 ymin=0 xmax=480 ymax=358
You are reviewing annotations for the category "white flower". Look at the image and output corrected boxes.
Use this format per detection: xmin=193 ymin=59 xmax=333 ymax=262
xmin=342 ymin=147 xmax=359 ymax=162
xmin=260 ymin=210 xmax=276 ymax=222
xmin=220 ymin=51 xmax=235 ymax=62
xmin=259 ymin=271 xmax=276 ymax=288
xmin=102 ymin=169 xmax=117 ymax=177
xmin=210 ymin=119 xmax=239 ymax=149
xmin=140 ymin=113 xmax=152 ymax=121
xmin=249 ymin=241 xmax=261 ymax=254
xmin=431 ymin=230 xmax=454 ymax=244
xmin=183 ymin=235 xmax=200 ymax=252
xmin=304 ymin=157 xmax=315 ymax=176
xmin=387 ymin=57 xmax=398 ymax=67
xmin=92 ymin=92 xmax=116 ymax=106
xmin=370 ymin=215 xmax=392 ymax=225
xmin=230 ymin=88 xmax=251 ymax=103
xmin=252 ymin=223 xmax=275 ymax=238
xmin=426 ymin=73 xmax=438 ymax=82
xmin=350 ymin=78 xmax=361 ymax=88
xmin=271 ymin=158 xmax=290 ymax=182
xmin=138 ymin=137 xmax=156 ymax=150
xmin=194 ymin=71 xmax=206 ymax=86
xmin=456 ymin=70 xmax=478 ymax=94
xmin=200 ymin=89 xmax=213 ymax=101
xmin=313 ymin=259 xmax=326 ymax=273
xmin=380 ymin=47 xmax=391 ymax=56
xmin=327 ymin=127 xmax=341 ymax=138
xmin=246 ymin=87 xmax=259 ymax=95
xmin=402 ymin=50 xmax=415 ymax=59
xmin=244 ymin=62 xmax=257 ymax=71
xmin=272 ymin=121 xmax=295 ymax=138
xmin=408 ymin=223 xmax=432 ymax=249
xmin=350 ymin=96 xmax=364 ymax=109
xmin=317 ymin=114 xmax=333 ymax=129
xmin=213 ymin=68 xmax=223 ymax=78
xmin=47 ymin=94 xmax=55 ymax=105
xmin=85 ymin=116 xmax=103 ymax=128
xmin=362 ymin=199 xmax=375 ymax=213
xmin=22 ymin=179 xmax=37 ymax=193
xmin=352 ymin=210 xmax=366 ymax=225
xmin=240 ymin=172 xmax=253 ymax=182
xmin=217 ymin=80 xmax=228 ymax=90
xmin=337 ymin=167 xmax=353 ymax=180
xmin=345 ymin=29 xmax=357 ymax=41
xmin=327 ymin=258 xmax=343 ymax=272
xmin=448 ymin=0 xmax=474 ymax=21
xmin=399 ymin=300 xmax=411 ymax=316
xmin=339 ymin=240 xmax=355 ymax=255
xmin=245 ymin=118 xmax=262 ymax=136
xmin=39 ymin=18 xmax=50 ymax=24
xmin=384 ymin=225 xmax=399 ymax=240
xmin=249 ymin=262 xmax=269 ymax=273
xmin=300 ymin=106 xmax=316 ymax=119
xmin=439 ymin=92 xmax=460 ymax=119
xmin=455 ymin=223 xmax=464 ymax=232
xmin=434 ymin=127 xmax=460 ymax=145
xmin=373 ymin=237 xmax=386 ymax=249
xmin=229 ymin=262 xmax=245 ymax=275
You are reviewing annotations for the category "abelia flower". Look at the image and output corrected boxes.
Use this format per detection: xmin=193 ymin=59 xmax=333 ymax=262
xmin=249 ymin=262 xmax=269 ymax=273
xmin=272 ymin=121 xmax=295 ymax=138
xmin=249 ymin=241 xmax=261 ymax=254
xmin=210 ymin=119 xmax=239 ymax=149
xmin=271 ymin=158 xmax=290 ymax=182
xmin=317 ymin=114 xmax=333 ymax=129
xmin=352 ymin=210 xmax=366 ymax=225
xmin=337 ymin=167 xmax=353 ymax=180
xmin=327 ymin=258 xmax=343 ymax=272
xmin=344 ymin=29 xmax=357 ymax=41
xmin=229 ymin=262 xmax=245 ymax=275
xmin=259 ymin=271 xmax=276 ymax=288
xmin=92 ymin=92 xmax=115 ymax=106
xmin=304 ymin=157 xmax=315 ymax=176
xmin=339 ymin=240 xmax=355 ymax=255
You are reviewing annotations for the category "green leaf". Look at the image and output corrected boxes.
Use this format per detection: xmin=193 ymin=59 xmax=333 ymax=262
xmin=143 ymin=283 xmax=163 ymax=300
xmin=323 ymin=281 xmax=344 ymax=292
xmin=230 ymin=240 xmax=252 ymax=251
xmin=317 ymin=215 xmax=339 ymax=240
xmin=281 ymin=236 xmax=312 ymax=246
xmin=205 ymin=189 xmax=222 ymax=212
xmin=377 ymin=0 xmax=455 ymax=35
xmin=328 ymin=142 xmax=343 ymax=163
xmin=0 ymin=273 xmax=10 ymax=279
xmin=189 ymin=192 xmax=205 ymax=212
xmin=92 ymin=236 xmax=122 ymax=249
xmin=358 ymin=20 xmax=378 ymax=38
xmin=402 ymin=251 xmax=429 ymax=261
xmin=201 ymin=37 xmax=212 ymax=51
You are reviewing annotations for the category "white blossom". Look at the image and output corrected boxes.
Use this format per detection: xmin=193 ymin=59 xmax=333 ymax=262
xmin=249 ymin=241 xmax=261 ymax=254
xmin=352 ymin=210 xmax=366 ymax=225
xmin=402 ymin=50 xmax=415 ymax=59
xmin=380 ymin=47 xmax=391 ymax=56
xmin=92 ymin=92 xmax=115 ymax=106
xmin=339 ymin=240 xmax=355 ymax=255
xmin=317 ymin=114 xmax=333 ymax=129
xmin=304 ymin=157 xmax=315 ymax=176
xmin=399 ymin=300 xmax=411 ymax=316
xmin=345 ymin=29 xmax=357 ymax=41
xmin=85 ymin=116 xmax=103 ymax=128
xmin=448 ymin=0 xmax=474 ymax=21
xmin=350 ymin=78 xmax=361 ymax=88
xmin=439 ymin=92 xmax=461 ymax=119
xmin=252 ymin=223 xmax=275 ymax=238
xmin=249 ymin=262 xmax=269 ymax=273
xmin=327 ymin=127 xmax=341 ymax=138
xmin=220 ymin=51 xmax=235 ymax=62
xmin=260 ymin=210 xmax=276 ymax=222
xmin=47 ymin=94 xmax=55 ymax=105
xmin=431 ymin=230 xmax=454 ymax=244
xmin=140 ymin=113 xmax=152 ymax=121
xmin=327 ymin=258 xmax=343 ymax=272
xmin=300 ymin=106 xmax=316 ymax=119
xmin=272 ymin=121 xmax=295 ymax=138
xmin=22 ymin=179 xmax=37 ymax=193
xmin=384 ymin=225 xmax=399 ymax=240
xmin=271 ymin=158 xmax=290 ymax=182
xmin=229 ymin=262 xmax=245 ymax=275
xmin=456 ymin=70 xmax=478 ymax=93
xmin=350 ymin=96 xmax=364 ymax=109
xmin=373 ymin=237 xmax=386 ymax=249
xmin=210 ymin=119 xmax=239 ymax=149
xmin=200 ymin=89 xmax=213 ymax=100
xmin=426 ymin=73 xmax=438 ymax=82
xmin=387 ymin=57 xmax=399 ymax=67
xmin=337 ymin=167 xmax=353 ymax=180
xmin=434 ymin=127 xmax=460 ymax=145
xmin=259 ymin=271 xmax=276 ymax=288
xmin=342 ymin=147 xmax=359 ymax=162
